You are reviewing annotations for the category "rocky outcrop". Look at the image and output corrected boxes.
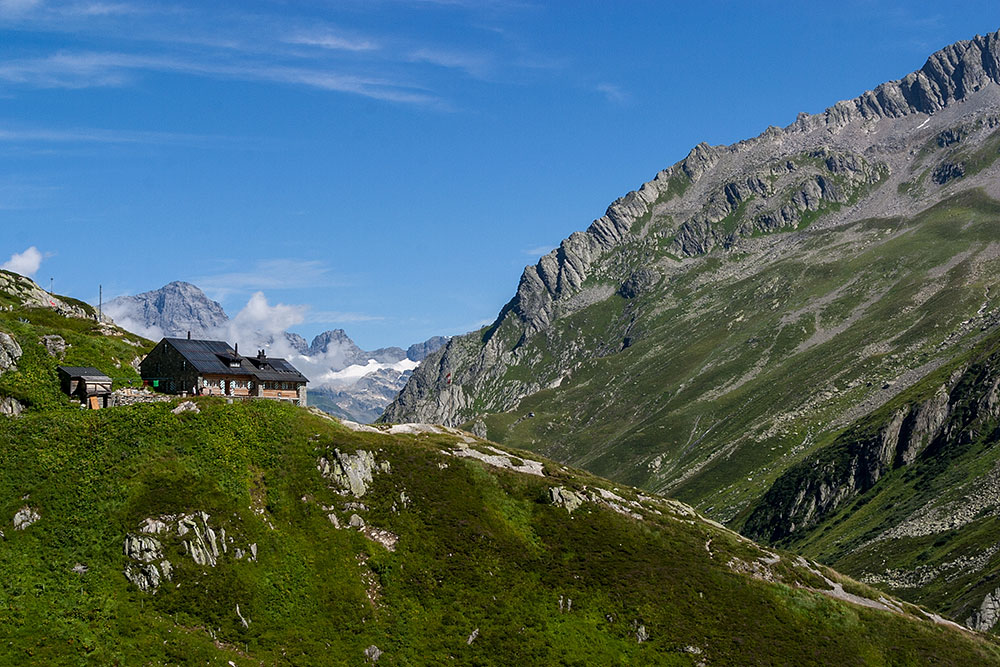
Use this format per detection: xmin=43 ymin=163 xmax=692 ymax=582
xmin=968 ymin=587 xmax=1000 ymax=631
xmin=548 ymin=486 xmax=585 ymax=513
xmin=317 ymin=449 xmax=387 ymax=497
xmin=171 ymin=400 xmax=200 ymax=414
xmin=123 ymin=512 xmax=257 ymax=593
xmin=744 ymin=352 xmax=1000 ymax=543
xmin=13 ymin=506 xmax=40 ymax=530
xmin=0 ymin=396 xmax=23 ymax=418
xmin=0 ymin=332 xmax=22 ymax=377
xmin=0 ymin=271 xmax=98 ymax=320
xmin=40 ymin=334 xmax=65 ymax=359
xmin=670 ymin=150 xmax=887 ymax=257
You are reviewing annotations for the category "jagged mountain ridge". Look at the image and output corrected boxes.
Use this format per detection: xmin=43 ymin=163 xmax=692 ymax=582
xmin=380 ymin=29 xmax=1000 ymax=629
xmin=385 ymin=29 xmax=1000 ymax=426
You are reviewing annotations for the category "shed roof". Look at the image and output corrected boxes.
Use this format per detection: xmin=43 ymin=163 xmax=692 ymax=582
xmin=57 ymin=366 xmax=112 ymax=381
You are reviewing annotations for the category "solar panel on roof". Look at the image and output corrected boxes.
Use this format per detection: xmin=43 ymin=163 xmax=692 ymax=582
xmin=163 ymin=338 xmax=307 ymax=383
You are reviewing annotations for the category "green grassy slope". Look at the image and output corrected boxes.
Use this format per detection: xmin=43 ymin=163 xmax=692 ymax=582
xmin=740 ymin=325 xmax=1000 ymax=629
xmin=472 ymin=190 xmax=1000 ymax=522
xmin=4 ymin=400 xmax=1000 ymax=665
xmin=1 ymin=299 xmax=998 ymax=664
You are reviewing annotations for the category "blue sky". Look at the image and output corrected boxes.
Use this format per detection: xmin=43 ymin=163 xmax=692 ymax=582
xmin=1 ymin=0 xmax=998 ymax=349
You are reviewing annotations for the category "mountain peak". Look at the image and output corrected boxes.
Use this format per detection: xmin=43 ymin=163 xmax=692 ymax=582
xmin=105 ymin=281 xmax=229 ymax=339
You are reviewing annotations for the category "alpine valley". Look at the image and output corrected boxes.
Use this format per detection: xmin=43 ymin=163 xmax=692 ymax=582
xmin=382 ymin=30 xmax=1000 ymax=634
xmin=0 ymin=268 xmax=996 ymax=665
xmin=6 ymin=24 xmax=1000 ymax=667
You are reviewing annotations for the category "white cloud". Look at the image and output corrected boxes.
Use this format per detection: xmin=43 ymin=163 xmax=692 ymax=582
xmin=0 ymin=0 xmax=43 ymax=15
xmin=0 ymin=50 xmax=446 ymax=106
xmin=193 ymin=258 xmax=341 ymax=300
xmin=596 ymin=82 xmax=628 ymax=104
xmin=522 ymin=244 xmax=554 ymax=256
xmin=229 ymin=291 xmax=306 ymax=339
xmin=0 ymin=124 xmax=233 ymax=146
xmin=1 ymin=246 xmax=43 ymax=277
xmin=407 ymin=47 xmax=490 ymax=77
xmin=285 ymin=30 xmax=379 ymax=52
xmin=308 ymin=310 xmax=384 ymax=324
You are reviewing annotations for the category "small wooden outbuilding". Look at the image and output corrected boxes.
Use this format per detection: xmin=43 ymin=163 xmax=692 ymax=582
xmin=57 ymin=366 xmax=113 ymax=408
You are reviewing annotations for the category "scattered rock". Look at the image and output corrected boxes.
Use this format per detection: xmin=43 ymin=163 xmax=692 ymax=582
xmin=13 ymin=506 xmax=40 ymax=530
xmin=634 ymin=623 xmax=649 ymax=643
xmin=467 ymin=628 xmax=479 ymax=645
xmin=317 ymin=449 xmax=379 ymax=497
xmin=124 ymin=534 xmax=164 ymax=562
xmin=0 ymin=396 xmax=23 ymax=418
xmin=364 ymin=645 xmax=382 ymax=663
xmin=471 ymin=419 xmax=488 ymax=439
xmin=171 ymin=400 xmax=200 ymax=414
xmin=40 ymin=334 xmax=66 ymax=359
xmin=349 ymin=513 xmax=365 ymax=529
xmin=71 ymin=563 xmax=88 ymax=574
xmin=549 ymin=486 xmax=585 ymax=513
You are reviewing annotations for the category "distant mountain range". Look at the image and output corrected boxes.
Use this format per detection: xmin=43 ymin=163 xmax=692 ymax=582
xmin=105 ymin=281 xmax=446 ymax=422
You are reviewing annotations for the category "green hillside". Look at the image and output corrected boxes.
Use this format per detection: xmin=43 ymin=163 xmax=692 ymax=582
xmin=1 ymin=283 xmax=998 ymax=664
xmin=741 ymin=324 xmax=1000 ymax=631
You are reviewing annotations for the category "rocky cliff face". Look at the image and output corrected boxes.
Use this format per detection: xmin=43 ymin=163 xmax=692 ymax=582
xmin=738 ymin=328 xmax=1000 ymax=631
xmin=743 ymin=373 xmax=967 ymax=543
xmin=104 ymin=281 xmax=229 ymax=339
xmin=382 ymin=29 xmax=1000 ymax=429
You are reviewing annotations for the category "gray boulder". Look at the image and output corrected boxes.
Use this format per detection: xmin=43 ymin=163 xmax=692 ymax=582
xmin=13 ymin=506 xmax=39 ymax=530
xmin=40 ymin=334 xmax=66 ymax=359
xmin=317 ymin=449 xmax=378 ymax=497
xmin=0 ymin=332 xmax=22 ymax=377
xmin=0 ymin=396 xmax=23 ymax=418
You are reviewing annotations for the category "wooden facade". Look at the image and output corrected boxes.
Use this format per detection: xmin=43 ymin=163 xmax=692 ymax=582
xmin=57 ymin=366 xmax=113 ymax=409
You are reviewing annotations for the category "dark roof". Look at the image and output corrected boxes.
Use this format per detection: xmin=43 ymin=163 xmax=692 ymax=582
xmin=162 ymin=338 xmax=308 ymax=384
xmin=57 ymin=366 xmax=111 ymax=381
xmin=246 ymin=355 xmax=310 ymax=383
xmin=162 ymin=338 xmax=256 ymax=377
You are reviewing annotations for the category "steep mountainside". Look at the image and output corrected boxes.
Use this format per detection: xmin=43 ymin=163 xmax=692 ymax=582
xmin=380 ymin=29 xmax=1000 ymax=627
xmin=383 ymin=30 xmax=1000 ymax=506
xmin=739 ymin=325 xmax=1000 ymax=633
xmin=0 ymin=300 xmax=997 ymax=664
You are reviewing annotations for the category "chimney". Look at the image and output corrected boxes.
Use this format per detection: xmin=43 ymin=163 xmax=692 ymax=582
xmin=187 ymin=331 xmax=191 ymax=340
xmin=258 ymin=349 xmax=265 ymax=359
xmin=235 ymin=342 xmax=239 ymax=355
